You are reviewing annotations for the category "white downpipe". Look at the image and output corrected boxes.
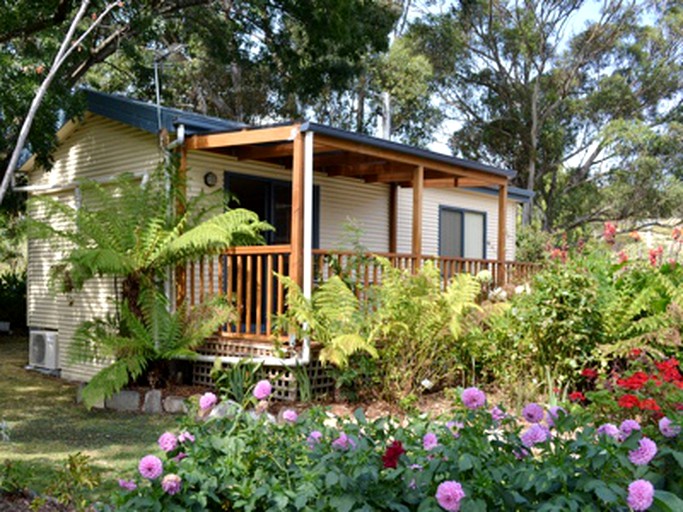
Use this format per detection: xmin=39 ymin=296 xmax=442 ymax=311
xmin=187 ymin=129 xmax=315 ymax=368
xmin=167 ymin=124 xmax=185 ymax=150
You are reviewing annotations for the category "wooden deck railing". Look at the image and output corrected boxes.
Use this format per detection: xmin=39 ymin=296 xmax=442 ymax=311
xmin=186 ymin=246 xmax=539 ymax=342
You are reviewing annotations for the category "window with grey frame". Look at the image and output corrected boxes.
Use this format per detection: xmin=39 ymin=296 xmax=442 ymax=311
xmin=439 ymin=207 xmax=486 ymax=259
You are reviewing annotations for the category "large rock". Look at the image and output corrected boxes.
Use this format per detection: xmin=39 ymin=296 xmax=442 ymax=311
xmin=207 ymin=400 xmax=242 ymax=419
xmin=163 ymin=396 xmax=188 ymax=414
xmin=105 ymin=390 xmax=140 ymax=412
xmin=142 ymin=390 xmax=162 ymax=414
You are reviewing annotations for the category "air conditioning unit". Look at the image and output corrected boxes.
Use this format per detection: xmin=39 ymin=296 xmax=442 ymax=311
xmin=29 ymin=330 xmax=59 ymax=370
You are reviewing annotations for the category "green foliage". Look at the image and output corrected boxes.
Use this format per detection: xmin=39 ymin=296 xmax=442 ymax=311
xmin=32 ymin=453 xmax=100 ymax=512
xmin=74 ymin=290 xmax=234 ymax=409
xmin=112 ymin=392 xmax=683 ymax=510
xmin=276 ymin=275 xmax=378 ymax=369
xmin=211 ymin=359 xmax=264 ymax=406
xmin=0 ymin=460 xmax=31 ymax=494
xmin=30 ymin=163 xmax=268 ymax=408
xmin=0 ymin=271 xmax=26 ymax=329
xmin=371 ymin=260 xmax=481 ymax=400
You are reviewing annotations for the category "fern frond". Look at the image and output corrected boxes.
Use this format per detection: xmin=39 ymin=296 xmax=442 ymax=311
xmin=319 ymin=333 xmax=378 ymax=368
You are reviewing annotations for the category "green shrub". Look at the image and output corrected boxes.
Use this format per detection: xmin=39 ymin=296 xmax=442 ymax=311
xmin=0 ymin=271 xmax=26 ymax=330
xmin=111 ymin=387 xmax=683 ymax=511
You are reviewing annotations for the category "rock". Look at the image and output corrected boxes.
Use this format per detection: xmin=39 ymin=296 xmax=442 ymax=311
xmin=105 ymin=390 xmax=140 ymax=412
xmin=207 ymin=400 xmax=242 ymax=419
xmin=76 ymin=383 xmax=105 ymax=409
xmin=163 ymin=396 xmax=188 ymax=414
xmin=142 ymin=390 xmax=162 ymax=414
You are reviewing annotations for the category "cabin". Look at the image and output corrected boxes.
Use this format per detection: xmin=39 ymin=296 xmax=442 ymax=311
xmin=21 ymin=90 xmax=534 ymax=393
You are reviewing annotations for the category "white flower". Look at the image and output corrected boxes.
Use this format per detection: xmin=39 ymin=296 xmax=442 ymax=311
xmin=476 ymin=269 xmax=493 ymax=283
xmin=421 ymin=379 xmax=434 ymax=390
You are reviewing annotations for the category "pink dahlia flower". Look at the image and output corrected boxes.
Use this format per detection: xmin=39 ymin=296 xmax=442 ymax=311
xmin=423 ymin=432 xmax=438 ymax=451
xmin=178 ymin=431 xmax=195 ymax=443
xmin=161 ymin=473 xmax=182 ymax=495
xmin=461 ymin=387 xmax=486 ymax=409
xmin=198 ymin=392 xmax=218 ymax=411
xmin=619 ymin=419 xmax=641 ymax=439
xmin=282 ymin=409 xmax=298 ymax=423
xmin=628 ymin=437 xmax=657 ymax=466
xmin=490 ymin=406 xmax=506 ymax=423
xmin=521 ymin=424 xmax=550 ymax=448
xmin=596 ymin=423 xmax=620 ymax=440
xmin=306 ymin=430 xmax=322 ymax=448
xmin=331 ymin=432 xmax=355 ymax=450
xmin=435 ymin=480 xmax=466 ymax=512
xmin=118 ymin=479 xmax=137 ymax=491
xmin=158 ymin=432 xmax=178 ymax=452
xmin=522 ymin=403 xmax=544 ymax=423
xmin=627 ymin=479 xmax=654 ymax=511
xmin=138 ymin=455 xmax=163 ymax=480
xmin=253 ymin=380 xmax=272 ymax=400
xmin=546 ymin=406 xmax=565 ymax=428
xmin=658 ymin=417 xmax=681 ymax=438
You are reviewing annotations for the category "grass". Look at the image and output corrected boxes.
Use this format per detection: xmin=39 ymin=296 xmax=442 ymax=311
xmin=0 ymin=334 xmax=176 ymax=500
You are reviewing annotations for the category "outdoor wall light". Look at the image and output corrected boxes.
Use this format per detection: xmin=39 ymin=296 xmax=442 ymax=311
xmin=203 ymin=171 xmax=218 ymax=187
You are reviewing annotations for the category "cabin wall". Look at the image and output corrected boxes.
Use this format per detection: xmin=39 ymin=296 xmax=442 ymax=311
xmin=26 ymin=115 xmax=161 ymax=381
xmin=396 ymin=187 xmax=518 ymax=261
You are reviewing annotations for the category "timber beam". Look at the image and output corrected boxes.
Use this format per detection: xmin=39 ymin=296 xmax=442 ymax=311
xmin=186 ymin=125 xmax=300 ymax=150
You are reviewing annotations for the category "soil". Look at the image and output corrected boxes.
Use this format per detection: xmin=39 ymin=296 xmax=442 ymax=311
xmin=0 ymin=491 xmax=73 ymax=512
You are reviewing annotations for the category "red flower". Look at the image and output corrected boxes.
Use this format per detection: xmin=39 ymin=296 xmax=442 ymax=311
xmin=630 ymin=348 xmax=643 ymax=358
xmin=382 ymin=440 xmax=405 ymax=469
xmin=655 ymin=358 xmax=682 ymax=383
xmin=618 ymin=394 xmax=640 ymax=409
xmin=639 ymin=398 xmax=660 ymax=412
xmin=603 ymin=222 xmax=617 ymax=244
xmin=581 ymin=368 xmax=598 ymax=379
xmin=569 ymin=391 xmax=586 ymax=402
xmin=617 ymin=372 xmax=649 ymax=391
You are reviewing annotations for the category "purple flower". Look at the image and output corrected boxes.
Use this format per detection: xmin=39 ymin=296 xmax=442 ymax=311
xmin=546 ymin=406 xmax=565 ymax=428
xmin=423 ymin=432 xmax=438 ymax=451
xmin=138 ymin=455 xmax=163 ymax=480
xmin=522 ymin=403 xmax=544 ymax=423
xmin=435 ymin=480 xmax=466 ymax=512
xmin=627 ymin=479 xmax=654 ymax=511
xmin=490 ymin=406 xmax=506 ymax=423
xmin=178 ymin=431 xmax=195 ymax=443
xmin=461 ymin=387 xmax=486 ymax=409
xmin=332 ymin=432 xmax=355 ymax=450
xmin=520 ymin=424 xmax=550 ymax=448
xmin=118 ymin=479 xmax=137 ymax=491
xmin=282 ymin=409 xmax=298 ymax=423
xmin=596 ymin=423 xmax=620 ymax=440
xmin=173 ymin=452 xmax=187 ymax=462
xmin=628 ymin=437 xmax=657 ymax=466
xmin=199 ymin=392 xmax=217 ymax=411
xmin=158 ymin=432 xmax=178 ymax=452
xmin=514 ymin=447 xmax=530 ymax=459
xmin=161 ymin=473 xmax=182 ymax=495
xmin=307 ymin=430 xmax=322 ymax=448
xmin=658 ymin=417 xmax=681 ymax=438
xmin=620 ymin=419 xmax=641 ymax=439
xmin=253 ymin=380 xmax=272 ymax=400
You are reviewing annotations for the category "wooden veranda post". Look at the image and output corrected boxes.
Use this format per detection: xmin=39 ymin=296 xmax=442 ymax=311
xmin=175 ymin=145 xmax=188 ymax=306
xmin=497 ymin=183 xmax=508 ymax=284
xmin=389 ymin=183 xmax=398 ymax=253
xmin=412 ymin=165 xmax=424 ymax=258
xmin=290 ymin=129 xmax=304 ymax=287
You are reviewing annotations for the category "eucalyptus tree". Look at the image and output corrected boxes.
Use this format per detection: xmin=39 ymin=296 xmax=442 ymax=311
xmin=409 ymin=0 xmax=683 ymax=230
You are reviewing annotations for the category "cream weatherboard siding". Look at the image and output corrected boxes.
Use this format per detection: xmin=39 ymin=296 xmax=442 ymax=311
xmin=186 ymin=151 xmax=390 ymax=252
xmin=26 ymin=115 xmax=162 ymax=381
xmin=396 ymin=187 xmax=518 ymax=260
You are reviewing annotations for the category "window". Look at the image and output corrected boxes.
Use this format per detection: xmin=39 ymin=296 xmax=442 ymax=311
xmin=439 ymin=207 xmax=486 ymax=259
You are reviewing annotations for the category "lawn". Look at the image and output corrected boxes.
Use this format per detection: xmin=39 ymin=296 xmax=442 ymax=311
xmin=0 ymin=335 xmax=176 ymax=500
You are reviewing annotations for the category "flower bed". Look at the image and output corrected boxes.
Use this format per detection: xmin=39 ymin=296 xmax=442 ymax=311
xmin=110 ymin=386 xmax=683 ymax=511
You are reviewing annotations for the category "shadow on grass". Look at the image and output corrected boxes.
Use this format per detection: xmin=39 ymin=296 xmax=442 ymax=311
xmin=0 ymin=336 xmax=178 ymax=499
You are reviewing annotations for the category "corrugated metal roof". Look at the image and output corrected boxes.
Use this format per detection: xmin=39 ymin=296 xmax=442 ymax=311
xmin=85 ymin=90 xmax=245 ymax=135
xmin=84 ymin=90 xmax=516 ymax=180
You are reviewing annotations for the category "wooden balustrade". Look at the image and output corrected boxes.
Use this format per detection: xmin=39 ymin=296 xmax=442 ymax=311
xmin=185 ymin=246 xmax=539 ymax=342
xmin=186 ymin=245 xmax=291 ymax=339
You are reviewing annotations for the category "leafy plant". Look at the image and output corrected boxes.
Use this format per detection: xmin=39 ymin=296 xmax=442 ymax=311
xmin=275 ymin=274 xmax=378 ymax=369
xmin=30 ymin=163 xmax=271 ymax=407
xmin=211 ymin=358 xmax=264 ymax=406
xmin=0 ymin=271 xmax=26 ymax=329
xmin=32 ymin=453 xmax=101 ymax=512
xmin=370 ymin=259 xmax=482 ymax=399
xmin=112 ymin=387 xmax=683 ymax=511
